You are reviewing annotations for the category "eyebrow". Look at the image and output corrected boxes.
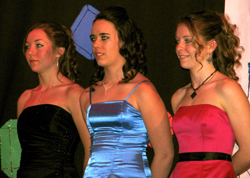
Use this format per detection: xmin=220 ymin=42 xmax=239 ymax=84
xmin=99 ymin=33 xmax=110 ymax=35
xmin=90 ymin=33 xmax=110 ymax=38
xmin=183 ymin=35 xmax=191 ymax=38
xmin=175 ymin=35 xmax=191 ymax=39
xmin=25 ymin=39 xmax=42 ymax=43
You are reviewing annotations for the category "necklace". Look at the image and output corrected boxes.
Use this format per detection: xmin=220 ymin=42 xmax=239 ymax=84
xmin=39 ymin=79 xmax=61 ymax=101
xmin=190 ymin=69 xmax=217 ymax=99
xmin=102 ymin=81 xmax=119 ymax=95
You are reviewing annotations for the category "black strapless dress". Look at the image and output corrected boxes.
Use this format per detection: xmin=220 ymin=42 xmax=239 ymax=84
xmin=17 ymin=104 xmax=80 ymax=178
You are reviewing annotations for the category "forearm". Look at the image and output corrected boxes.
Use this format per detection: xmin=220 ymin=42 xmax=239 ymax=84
xmin=232 ymin=150 xmax=250 ymax=175
xmin=150 ymin=154 xmax=173 ymax=178
xmin=83 ymin=156 xmax=88 ymax=171
xmin=82 ymin=149 xmax=90 ymax=175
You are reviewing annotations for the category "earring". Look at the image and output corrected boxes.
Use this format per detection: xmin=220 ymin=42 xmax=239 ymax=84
xmin=206 ymin=53 xmax=212 ymax=64
xmin=57 ymin=57 xmax=59 ymax=67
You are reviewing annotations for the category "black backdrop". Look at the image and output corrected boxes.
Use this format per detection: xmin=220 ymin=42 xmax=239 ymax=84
xmin=0 ymin=0 xmax=224 ymax=177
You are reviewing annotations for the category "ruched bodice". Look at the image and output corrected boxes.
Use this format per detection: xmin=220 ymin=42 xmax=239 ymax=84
xmin=170 ymin=104 xmax=236 ymax=178
xmin=17 ymin=104 xmax=80 ymax=178
xmin=84 ymin=81 xmax=151 ymax=178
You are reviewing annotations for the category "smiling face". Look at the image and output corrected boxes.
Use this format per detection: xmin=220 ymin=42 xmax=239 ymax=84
xmin=25 ymin=28 xmax=59 ymax=74
xmin=90 ymin=19 xmax=125 ymax=68
xmin=175 ymin=24 xmax=197 ymax=69
xmin=175 ymin=23 xmax=208 ymax=70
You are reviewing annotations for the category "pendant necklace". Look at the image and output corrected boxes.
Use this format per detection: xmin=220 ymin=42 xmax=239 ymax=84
xmin=102 ymin=80 xmax=120 ymax=95
xmin=39 ymin=79 xmax=61 ymax=101
xmin=190 ymin=69 xmax=217 ymax=99
xmin=102 ymin=82 xmax=114 ymax=95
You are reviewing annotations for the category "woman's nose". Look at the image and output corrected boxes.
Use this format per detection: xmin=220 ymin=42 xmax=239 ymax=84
xmin=176 ymin=41 xmax=184 ymax=51
xmin=26 ymin=46 xmax=34 ymax=57
xmin=93 ymin=39 xmax=100 ymax=50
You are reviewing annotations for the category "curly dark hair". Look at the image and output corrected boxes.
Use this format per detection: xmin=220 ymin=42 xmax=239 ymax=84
xmin=89 ymin=5 xmax=147 ymax=87
xmin=178 ymin=9 xmax=243 ymax=81
xmin=23 ymin=21 xmax=79 ymax=82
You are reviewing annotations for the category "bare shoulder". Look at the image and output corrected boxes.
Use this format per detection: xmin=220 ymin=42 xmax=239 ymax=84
xmin=136 ymin=80 xmax=156 ymax=93
xmin=65 ymin=83 xmax=84 ymax=108
xmin=171 ymin=83 xmax=189 ymax=113
xmin=17 ymin=89 xmax=33 ymax=117
xmin=123 ymin=74 xmax=160 ymax=110
xmin=216 ymin=76 xmax=244 ymax=99
xmin=63 ymin=83 xmax=84 ymax=116
xmin=213 ymin=73 xmax=249 ymax=114
xmin=132 ymin=74 xmax=157 ymax=98
xmin=66 ymin=83 xmax=84 ymax=99
xmin=18 ymin=89 xmax=32 ymax=102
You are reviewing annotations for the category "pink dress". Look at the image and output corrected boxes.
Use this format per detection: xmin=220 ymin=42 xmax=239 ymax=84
xmin=170 ymin=104 xmax=236 ymax=178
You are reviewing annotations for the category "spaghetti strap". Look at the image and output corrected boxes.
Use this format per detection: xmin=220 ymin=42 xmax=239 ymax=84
xmin=89 ymin=88 xmax=92 ymax=105
xmin=125 ymin=80 xmax=150 ymax=100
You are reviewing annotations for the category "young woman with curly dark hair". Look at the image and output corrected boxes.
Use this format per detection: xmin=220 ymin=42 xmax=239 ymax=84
xmin=80 ymin=6 xmax=174 ymax=178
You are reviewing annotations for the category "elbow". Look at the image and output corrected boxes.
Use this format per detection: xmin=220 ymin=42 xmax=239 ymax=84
xmin=155 ymin=149 xmax=174 ymax=165
xmin=166 ymin=145 xmax=175 ymax=161
xmin=166 ymin=150 xmax=174 ymax=165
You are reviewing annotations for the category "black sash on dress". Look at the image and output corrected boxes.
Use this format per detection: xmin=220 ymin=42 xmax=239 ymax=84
xmin=179 ymin=152 xmax=232 ymax=162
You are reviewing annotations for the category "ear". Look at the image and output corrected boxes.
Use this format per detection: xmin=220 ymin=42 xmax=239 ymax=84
xmin=56 ymin=47 xmax=65 ymax=58
xmin=118 ymin=40 xmax=124 ymax=49
xmin=207 ymin=39 xmax=217 ymax=53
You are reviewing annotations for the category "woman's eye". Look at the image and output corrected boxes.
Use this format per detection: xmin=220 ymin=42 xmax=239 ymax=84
xmin=36 ymin=44 xmax=43 ymax=48
xmin=24 ymin=45 xmax=30 ymax=50
xmin=90 ymin=37 xmax=96 ymax=42
xmin=101 ymin=36 xmax=109 ymax=41
xmin=185 ymin=39 xmax=192 ymax=43
xmin=175 ymin=40 xmax=180 ymax=44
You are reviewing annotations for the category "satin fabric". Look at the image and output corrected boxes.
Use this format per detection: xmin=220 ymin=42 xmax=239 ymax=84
xmin=84 ymin=81 xmax=152 ymax=178
xmin=17 ymin=104 xmax=80 ymax=178
xmin=170 ymin=104 xmax=236 ymax=178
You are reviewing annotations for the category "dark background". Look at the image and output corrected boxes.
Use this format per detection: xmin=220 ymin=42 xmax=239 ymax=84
xmin=0 ymin=0 xmax=224 ymax=177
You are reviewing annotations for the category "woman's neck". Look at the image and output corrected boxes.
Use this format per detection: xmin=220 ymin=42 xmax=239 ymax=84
xmin=103 ymin=68 xmax=124 ymax=84
xmin=38 ymin=72 xmax=63 ymax=89
xmin=190 ymin=66 xmax=216 ymax=87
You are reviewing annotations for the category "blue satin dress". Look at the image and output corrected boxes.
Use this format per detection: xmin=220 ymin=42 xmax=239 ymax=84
xmin=84 ymin=81 xmax=152 ymax=178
